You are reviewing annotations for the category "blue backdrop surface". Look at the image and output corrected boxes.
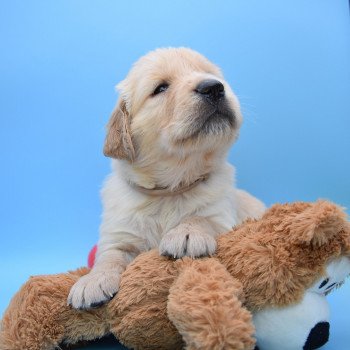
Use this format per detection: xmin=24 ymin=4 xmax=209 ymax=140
xmin=0 ymin=1 xmax=349 ymax=349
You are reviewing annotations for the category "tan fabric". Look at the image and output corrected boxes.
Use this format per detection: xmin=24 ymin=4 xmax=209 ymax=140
xmin=216 ymin=200 xmax=350 ymax=310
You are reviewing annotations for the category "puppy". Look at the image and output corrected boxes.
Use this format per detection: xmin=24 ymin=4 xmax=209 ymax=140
xmin=68 ymin=47 xmax=265 ymax=309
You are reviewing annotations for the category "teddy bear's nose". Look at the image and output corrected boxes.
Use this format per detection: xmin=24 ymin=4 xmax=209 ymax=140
xmin=303 ymin=322 xmax=330 ymax=350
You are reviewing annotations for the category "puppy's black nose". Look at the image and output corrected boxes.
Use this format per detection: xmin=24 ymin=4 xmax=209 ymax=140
xmin=195 ymin=79 xmax=225 ymax=102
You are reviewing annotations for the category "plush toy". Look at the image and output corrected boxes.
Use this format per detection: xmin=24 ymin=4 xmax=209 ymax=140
xmin=1 ymin=201 xmax=350 ymax=350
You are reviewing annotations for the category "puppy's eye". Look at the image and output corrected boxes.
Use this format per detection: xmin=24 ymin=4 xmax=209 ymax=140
xmin=152 ymin=83 xmax=169 ymax=96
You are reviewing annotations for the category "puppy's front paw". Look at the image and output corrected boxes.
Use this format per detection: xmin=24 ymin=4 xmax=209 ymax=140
xmin=159 ymin=230 xmax=217 ymax=259
xmin=67 ymin=270 xmax=121 ymax=310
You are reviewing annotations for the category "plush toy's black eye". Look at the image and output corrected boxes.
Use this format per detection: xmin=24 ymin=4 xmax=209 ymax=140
xmin=152 ymin=83 xmax=169 ymax=96
xmin=319 ymin=278 xmax=329 ymax=289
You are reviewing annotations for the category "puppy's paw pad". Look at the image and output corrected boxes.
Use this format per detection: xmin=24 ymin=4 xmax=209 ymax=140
xmin=159 ymin=234 xmax=187 ymax=258
xmin=186 ymin=232 xmax=217 ymax=258
xmin=159 ymin=230 xmax=217 ymax=259
xmin=67 ymin=271 xmax=121 ymax=310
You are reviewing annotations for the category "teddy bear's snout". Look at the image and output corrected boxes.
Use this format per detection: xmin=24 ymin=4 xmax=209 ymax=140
xmin=303 ymin=322 xmax=330 ymax=350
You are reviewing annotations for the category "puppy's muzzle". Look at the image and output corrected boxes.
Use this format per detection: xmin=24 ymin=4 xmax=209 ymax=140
xmin=195 ymin=79 xmax=225 ymax=104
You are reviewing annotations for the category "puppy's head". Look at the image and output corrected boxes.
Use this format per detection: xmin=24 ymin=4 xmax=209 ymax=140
xmin=104 ymin=48 xmax=242 ymax=163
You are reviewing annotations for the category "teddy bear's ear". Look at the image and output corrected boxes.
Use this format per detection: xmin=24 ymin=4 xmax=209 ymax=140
xmin=286 ymin=200 xmax=348 ymax=247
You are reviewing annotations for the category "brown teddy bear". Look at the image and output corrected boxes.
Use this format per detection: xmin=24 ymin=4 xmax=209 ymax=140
xmin=1 ymin=200 xmax=349 ymax=350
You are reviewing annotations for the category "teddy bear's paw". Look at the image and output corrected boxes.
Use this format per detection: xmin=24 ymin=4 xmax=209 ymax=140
xmin=67 ymin=270 xmax=121 ymax=310
xmin=159 ymin=229 xmax=217 ymax=259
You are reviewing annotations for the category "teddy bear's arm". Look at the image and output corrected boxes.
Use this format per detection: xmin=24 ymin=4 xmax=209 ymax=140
xmin=167 ymin=258 xmax=256 ymax=350
xmin=0 ymin=268 xmax=109 ymax=350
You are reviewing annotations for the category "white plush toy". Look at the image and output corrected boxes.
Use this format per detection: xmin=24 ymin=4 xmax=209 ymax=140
xmin=254 ymin=257 xmax=350 ymax=350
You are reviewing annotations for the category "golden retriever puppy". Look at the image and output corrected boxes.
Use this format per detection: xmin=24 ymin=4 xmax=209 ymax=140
xmin=68 ymin=47 xmax=265 ymax=309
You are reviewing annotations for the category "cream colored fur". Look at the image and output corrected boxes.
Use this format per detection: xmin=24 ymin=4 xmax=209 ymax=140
xmin=68 ymin=47 xmax=266 ymax=309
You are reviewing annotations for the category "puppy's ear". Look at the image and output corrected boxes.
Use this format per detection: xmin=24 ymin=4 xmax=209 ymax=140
xmin=103 ymin=99 xmax=135 ymax=161
xmin=287 ymin=201 xmax=348 ymax=247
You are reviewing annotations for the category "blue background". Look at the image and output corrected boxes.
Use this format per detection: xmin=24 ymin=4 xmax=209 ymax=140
xmin=0 ymin=1 xmax=349 ymax=349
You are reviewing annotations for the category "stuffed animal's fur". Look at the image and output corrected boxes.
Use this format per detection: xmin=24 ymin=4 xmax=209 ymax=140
xmin=1 ymin=201 xmax=349 ymax=350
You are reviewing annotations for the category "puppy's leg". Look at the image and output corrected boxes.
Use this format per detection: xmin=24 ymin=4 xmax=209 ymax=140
xmin=235 ymin=189 xmax=266 ymax=224
xmin=68 ymin=232 xmax=144 ymax=310
xmin=159 ymin=216 xmax=218 ymax=258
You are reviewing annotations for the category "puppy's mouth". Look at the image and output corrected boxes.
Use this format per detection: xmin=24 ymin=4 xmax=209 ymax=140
xmin=189 ymin=102 xmax=236 ymax=139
